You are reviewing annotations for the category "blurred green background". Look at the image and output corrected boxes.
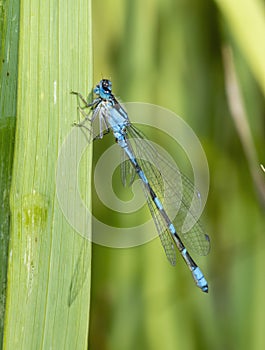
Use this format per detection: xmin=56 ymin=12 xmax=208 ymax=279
xmin=88 ymin=0 xmax=265 ymax=349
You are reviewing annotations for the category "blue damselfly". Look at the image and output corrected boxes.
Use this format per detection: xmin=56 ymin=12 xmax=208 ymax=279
xmin=71 ymin=79 xmax=210 ymax=292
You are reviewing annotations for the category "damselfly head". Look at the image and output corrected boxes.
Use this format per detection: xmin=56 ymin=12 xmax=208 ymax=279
xmin=94 ymin=79 xmax=112 ymax=100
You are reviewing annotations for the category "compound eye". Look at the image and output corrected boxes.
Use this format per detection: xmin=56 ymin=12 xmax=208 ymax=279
xmin=102 ymin=79 xmax=111 ymax=92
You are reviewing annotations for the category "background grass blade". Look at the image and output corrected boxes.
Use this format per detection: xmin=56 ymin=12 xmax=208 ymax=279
xmin=214 ymin=0 xmax=265 ymax=95
xmin=3 ymin=1 xmax=92 ymax=349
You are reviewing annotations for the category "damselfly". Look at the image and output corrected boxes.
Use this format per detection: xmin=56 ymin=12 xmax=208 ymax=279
xmin=71 ymin=79 xmax=210 ymax=293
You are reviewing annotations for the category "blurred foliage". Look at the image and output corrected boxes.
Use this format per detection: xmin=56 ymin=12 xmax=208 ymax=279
xmin=88 ymin=0 xmax=265 ymax=349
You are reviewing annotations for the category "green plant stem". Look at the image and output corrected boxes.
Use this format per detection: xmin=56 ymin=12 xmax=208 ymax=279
xmin=3 ymin=1 xmax=92 ymax=349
